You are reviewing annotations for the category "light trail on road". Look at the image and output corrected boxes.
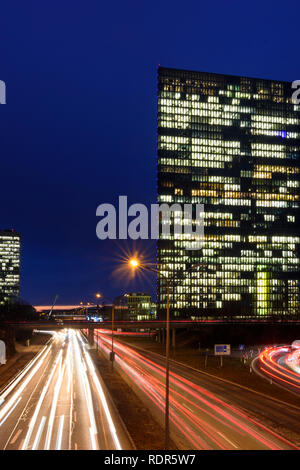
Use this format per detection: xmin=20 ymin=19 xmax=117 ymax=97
xmin=93 ymin=328 xmax=156 ymax=337
xmin=0 ymin=329 xmax=132 ymax=450
xmin=253 ymin=345 xmax=300 ymax=395
xmin=93 ymin=329 xmax=299 ymax=450
xmin=285 ymin=348 xmax=300 ymax=375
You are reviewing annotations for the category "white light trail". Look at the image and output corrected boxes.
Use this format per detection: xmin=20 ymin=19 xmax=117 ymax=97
xmin=89 ymin=427 xmax=97 ymax=450
xmin=73 ymin=332 xmax=98 ymax=448
xmin=0 ymin=345 xmax=52 ymax=424
xmin=78 ymin=332 xmax=122 ymax=450
xmin=0 ymin=397 xmax=22 ymax=427
xmin=0 ymin=340 xmax=53 ymax=404
xmin=67 ymin=331 xmax=74 ymax=450
xmin=22 ymin=349 xmax=63 ymax=450
xmin=56 ymin=415 xmax=65 ymax=450
xmin=32 ymin=417 xmax=46 ymax=450
xmin=44 ymin=357 xmax=65 ymax=450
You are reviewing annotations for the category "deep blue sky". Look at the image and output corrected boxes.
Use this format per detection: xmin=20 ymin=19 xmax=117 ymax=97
xmin=0 ymin=1 xmax=299 ymax=305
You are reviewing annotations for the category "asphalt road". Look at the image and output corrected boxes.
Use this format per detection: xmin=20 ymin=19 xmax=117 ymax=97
xmin=0 ymin=329 xmax=133 ymax=450
xmin=94 ymin=330 xmax=300 ymax=450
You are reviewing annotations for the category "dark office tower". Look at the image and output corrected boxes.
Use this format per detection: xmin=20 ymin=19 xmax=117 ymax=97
xmin=157 ymin=67 xmax=300 ymax=319
xmin=0 ymin=230 xmax=21 ymax=305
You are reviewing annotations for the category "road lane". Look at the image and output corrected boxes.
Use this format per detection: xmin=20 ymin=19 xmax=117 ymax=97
xmin=94 ymin=329 xmax=300 ymax=450
xmin=0 ymin=329 xmax=133 ymax=450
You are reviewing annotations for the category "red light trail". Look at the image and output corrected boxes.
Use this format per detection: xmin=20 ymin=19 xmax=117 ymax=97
xmin=253 ymin=345 xmax=300 ymax=394
xmin=90 ymin=329 xmax=298 ymax=450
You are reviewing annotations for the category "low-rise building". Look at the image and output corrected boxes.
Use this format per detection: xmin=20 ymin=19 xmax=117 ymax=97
xmin=114 ymin=293 xmax=156 ymax=321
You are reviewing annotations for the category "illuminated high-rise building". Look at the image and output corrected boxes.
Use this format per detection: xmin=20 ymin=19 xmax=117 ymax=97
xmin=0 ymin=230 xmax=21 ymax=305
xmin=157 ymin=67 xmax=300 ymax=318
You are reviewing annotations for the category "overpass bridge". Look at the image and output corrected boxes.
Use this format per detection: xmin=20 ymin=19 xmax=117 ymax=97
xmin=2 ymin=318 xmax=300 ymax=330
xmin=1 ymin=318 xmax=300 ymax=350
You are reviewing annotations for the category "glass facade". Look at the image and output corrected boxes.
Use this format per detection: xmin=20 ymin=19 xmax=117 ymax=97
xmin=114 ymin=293 xmax=154 ymax=321
xmin=127 ymin=293 xmax=153 ymax=321
xmin=0 ymin=230 xmax=21 ymax=305
xmin=157 ymin=67 xmax=300 ymax=319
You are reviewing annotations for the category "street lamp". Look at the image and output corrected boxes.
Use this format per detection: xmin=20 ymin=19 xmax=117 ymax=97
xmin=95 ymin=293 xmax=102 ymax=316
xmin=129 ymin=256 xmax=205 ymax=450
xmin=129 ymin=258 xmax=139 ymax=268
xmin=96 ymin=293 xmax=115 ymax=371
xmin=79 ymin=301 xmax=89 ymax=318
xmin=129 ymin=257 xmax=171 ymax=449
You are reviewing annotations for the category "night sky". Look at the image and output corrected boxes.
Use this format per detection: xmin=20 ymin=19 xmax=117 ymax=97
xmin=0 ymin=1 xmax=299 ymax=305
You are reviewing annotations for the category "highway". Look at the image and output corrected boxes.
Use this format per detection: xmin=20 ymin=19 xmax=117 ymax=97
xmin=252 ymin=345 xmax=300 ymax=396
xmin=0 ymin=329 xmax=132 ymax=450
xmin=94 ymin=329 xmax=300 ymax=450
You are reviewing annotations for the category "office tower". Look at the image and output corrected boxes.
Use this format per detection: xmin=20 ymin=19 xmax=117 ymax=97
xmin=157 ymin=67 xmax=300 ymax=318
xmin=0 ymin=230 xmax=21 ymax=305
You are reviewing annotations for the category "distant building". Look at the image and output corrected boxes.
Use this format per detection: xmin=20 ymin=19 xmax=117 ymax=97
xmin=150 ymin=301 xmax=157 ymax=319
xmin=114 ymin=293 xmax=156 ymax=321
xmin=0 ymin=230 xmax=21 ymax=305
xmin=113 ymin=295 xmax=129 ymax=321
xmin=157 ymin=67 xmax=300 ymax=319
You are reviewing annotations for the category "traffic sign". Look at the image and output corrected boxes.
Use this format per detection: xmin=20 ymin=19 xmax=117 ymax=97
xmin=0 ymin=340 xmax=6 ymax=365
xmin=214 ymin=344 xmax=230 ymax=356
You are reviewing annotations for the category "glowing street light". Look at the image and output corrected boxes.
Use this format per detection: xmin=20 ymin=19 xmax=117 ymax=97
xmin=128 ymin=255 xmax=205 ymax=450
xmin=129 ymin=257 xmax=170 ymax=450
xmin=129 ymin=258 xmax=139 ymax=268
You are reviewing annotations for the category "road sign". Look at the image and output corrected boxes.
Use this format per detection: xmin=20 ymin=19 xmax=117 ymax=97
xmin=110 ymin=351 xmax=115 ymax=361
xmin=0 ymin=340 xmax=6 ymax=365
xmin=239 ymin=344 xmax=245 ymax=351
xmin=214 ymin=344 xmax=230 ymax=356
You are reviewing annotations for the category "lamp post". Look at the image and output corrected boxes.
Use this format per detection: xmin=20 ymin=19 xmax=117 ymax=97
xmin=95 ymin=294 xmax=103 ymax=351
xmin=129 ymin=258 xmax=171 ymax=449
xmin=96 ymin=293 xmax=115 ymax=371
xmin=111 ymin=302 xmax=115 ymax=372
xmin=79 ymin=301 xmax=89 ymax=319
xmin=129 ymin=257 xmax=205 ymax=450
